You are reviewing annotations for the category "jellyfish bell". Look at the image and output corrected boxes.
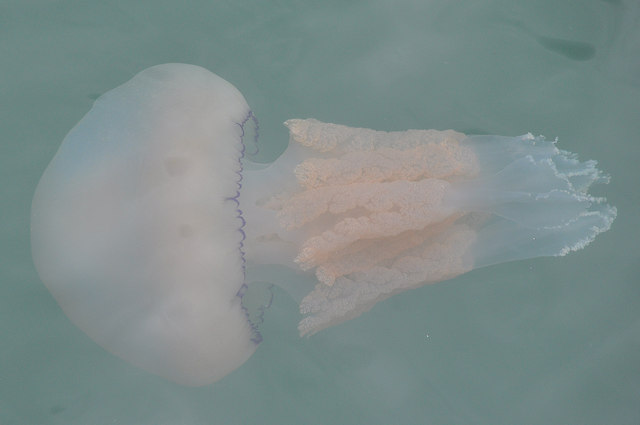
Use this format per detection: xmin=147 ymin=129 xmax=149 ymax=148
xmin=31 ymin=63 xmax=617 ymax=386
xmin=31 ymin=64 xmax=258 ymax=386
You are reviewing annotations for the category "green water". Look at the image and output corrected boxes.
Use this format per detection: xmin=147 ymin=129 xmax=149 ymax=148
xmin=1 ymin=0 xmax=638 ymax=424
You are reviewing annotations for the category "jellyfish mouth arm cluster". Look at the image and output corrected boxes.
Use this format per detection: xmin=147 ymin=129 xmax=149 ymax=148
xmin=240 ymin=119 xmax=617 ymax=336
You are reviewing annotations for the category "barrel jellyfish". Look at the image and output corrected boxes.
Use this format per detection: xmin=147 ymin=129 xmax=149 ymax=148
xmin=31 ymin=64 xmax=616 ymax=386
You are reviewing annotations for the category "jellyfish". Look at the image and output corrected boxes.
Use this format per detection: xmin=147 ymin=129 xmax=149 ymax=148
xmin=31 ymin=63 xmax=616 ymax=386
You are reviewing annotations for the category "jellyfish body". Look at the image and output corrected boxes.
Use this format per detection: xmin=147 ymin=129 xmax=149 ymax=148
xmin=31 ymin=64 xmax=616 ymax=386
xmin=31 ymin=64 xmax=258 ymax=386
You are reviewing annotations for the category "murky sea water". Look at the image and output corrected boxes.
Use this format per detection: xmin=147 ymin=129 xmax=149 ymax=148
xmin=1 ymin=1 xmax=638 ymax=424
